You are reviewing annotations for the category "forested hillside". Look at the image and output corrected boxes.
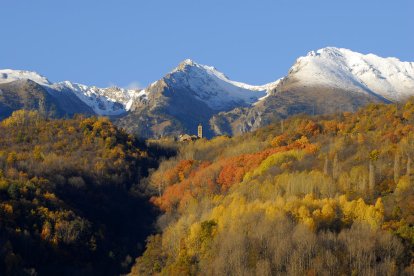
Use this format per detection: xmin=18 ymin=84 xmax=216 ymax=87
xmin=131 ymin=99 xmax=414 ymax=275
xmin=4 ymin=99 xmax=414 ymax=275
xmin=0 ymin=111 xmax=161 ymax=275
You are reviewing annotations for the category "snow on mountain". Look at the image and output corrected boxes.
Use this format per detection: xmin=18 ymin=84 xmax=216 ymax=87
xmin=0 ymin=60 xmax=272 ymax=116
xmin=289 ymin=47 xmax=414 ymax=101
xmin=50 ymin=81 xmax=145 ymax=116
xmin=2 ymin=48 xmax=413 ymax=118
xmin=0 ymin=69 xmax=146 ymax=116
xmin=166 ymin=59 xmax=271 ymax=110
xmin=0 ymin=69 xmax=51 ymax=86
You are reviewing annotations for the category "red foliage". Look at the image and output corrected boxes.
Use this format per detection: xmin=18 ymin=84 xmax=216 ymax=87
xmin=217 ymin=153 xmax=266 ymax=190
xmin=164 ymin=160 xmax=196 ymax=185
xmin=152 ymin=131 xmax=320 ymax=212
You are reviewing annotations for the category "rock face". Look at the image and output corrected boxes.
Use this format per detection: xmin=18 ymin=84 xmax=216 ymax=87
xmin=0 ymin=80 xmax=52 ymax=119
xmin=1 ymin=47 xmax=413 ymax=137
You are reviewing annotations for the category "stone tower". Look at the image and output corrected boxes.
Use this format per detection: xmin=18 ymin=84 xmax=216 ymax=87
xmin=198 ymin=123 xmax=203 ymax=138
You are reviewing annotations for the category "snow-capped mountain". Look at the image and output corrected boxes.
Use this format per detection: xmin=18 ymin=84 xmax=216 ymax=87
xmin=0 ymin=69 xmax=144 ymax=116
xmin=0 ymin=60 xmax=274 ymax=117
xmin=50 ymin=81 xmax=145 ymax=116
xmin=0 ymin=69 xmax=51 ymax=85
xmin=288 ymin=47 xmax=414 ymax=101
xmin=1 ymin=47 xmax=414 ymax=137
xmin=119 ymin=60 xmax=277 ymax=138
xmin=211 ymin=47 xmax=414 ymax=136
xmin=164 ymin=59 xmax=274 ymax=110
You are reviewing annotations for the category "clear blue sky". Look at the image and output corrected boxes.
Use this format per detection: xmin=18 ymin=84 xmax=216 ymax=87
xmin=1 ymin=0 xmax=412 ymax=88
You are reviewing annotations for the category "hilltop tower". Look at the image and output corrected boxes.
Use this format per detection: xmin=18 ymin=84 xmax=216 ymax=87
xmin=198 ymin=123 xmax=203 ymax=138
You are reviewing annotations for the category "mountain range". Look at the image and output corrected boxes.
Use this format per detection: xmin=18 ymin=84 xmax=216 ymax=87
xmin=1 ymin=47 xmax=413 ymax=137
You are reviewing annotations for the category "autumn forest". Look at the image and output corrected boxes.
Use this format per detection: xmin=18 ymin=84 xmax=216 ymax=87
xmin=2 ymin=99 xmax=414 ymax=275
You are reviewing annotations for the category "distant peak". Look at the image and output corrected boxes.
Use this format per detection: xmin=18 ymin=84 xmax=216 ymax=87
xmin=0 ymin=69 xmax=51 ymax=85
xmin=178 ymin=58 xmax=199 ymax=67
xmin=170 ymin=59 xmax=233 ymax=82
xmin=176 ymin=59 xmax=222 ymax=72
xmin=174 ymin=59 xmax=220 ymax=74
xmin=173 ymin=59 xmax=199 ymax=72
xmin=305 ymin=47 xmax=349 ymax=57
xmin=182 ymin=58 xmax=196 ymax=65
xmin=303 ymin=47 xmax=408 ymax=64
xmin=309 ymin=47 xmax=397 ymax=60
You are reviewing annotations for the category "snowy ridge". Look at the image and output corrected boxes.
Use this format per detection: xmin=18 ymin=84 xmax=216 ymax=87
xmin=1 ymin=47 xmax=413 ymax=117
xmin=168 ymin=59 xmax=272 ymax=110
xmin=50 ymin=81 xmax=146 ymax=115
xmin=176 ymin=59 xmax=278 ymax=91
xmin=0 ymin=69 xmax=51 ymax=85
xmin=290 ymin=47 xmax=414 ymax=101
xmin=0 ymin=69 xmax=146 ymax=116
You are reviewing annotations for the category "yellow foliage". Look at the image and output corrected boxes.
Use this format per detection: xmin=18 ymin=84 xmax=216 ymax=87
xmin=339 ymin=196 xmax=383 ymax=229
xmin=296 ymin=135 xmax=309 ymax=146
xmin=1 ymin=110 xmax=40 ymax=127
xmin=321 ymin=203 xmax=335 ymax=221
xmin=246 ymin=150 xmax=305 ymax=180
xmin=186 ymin=223 xmax=202 ymax=256
xmin=44 ymin=192 xmax=57 ymax=201
xmin=33 ymin=145 xmax=43 ymax=161
xmin=270 ymin=134 xmax=287 ymax=147
xmin=2 ymin=203 xmax=13 ymax=214
xmin=357 ymin=133 xmax=366 ymax=144
xmin=302 ymin=217 xmax=316 ymax=230
xmin=41 ymin=222 xmax=52 ymax=241
xmin=7 ymin=152 xmax=17 ymax=165
xmin=0 ymin=178 xmax=8 ymax=190
xmin=395 ymin=176 xmax=411 ymax=194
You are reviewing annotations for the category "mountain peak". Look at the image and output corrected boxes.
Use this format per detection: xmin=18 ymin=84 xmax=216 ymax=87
xmin=289 ymin=47 xmax=414 ymax=102
xmin=182 ymin=58 xmax=196 ymax=65
xmin=173 ymin=59 xmax=227 ymax=79
xmin=307 ymin=47 xmax=406 ymax=64
xmin=0 ymin=69 xmax=51 ymax=85
xmin=174 ymin=59 xmax=199 ymax=71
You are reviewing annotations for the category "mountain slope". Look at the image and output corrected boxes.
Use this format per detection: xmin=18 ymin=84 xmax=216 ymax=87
xmin=130 ymin=99 xmax=414 ymax=275
xmin=165 ymin=59 xmax=269 ymax=110
xmin=0 ymin=69 xmax=142 ymax=116
xmin=0 ymin=111 xmax=158 ymax=275
xmin=1 ymin=47 xmax=413 ymax=138
xmin=289 ymin=47 xmax=414 ymax=101
xmin=211 ymin=47 xmax=414 ymax=135
xmin=117 ymin=60 xmax=272 ymax=138
xmin=0 ymin=80 xmax=60 ymax=119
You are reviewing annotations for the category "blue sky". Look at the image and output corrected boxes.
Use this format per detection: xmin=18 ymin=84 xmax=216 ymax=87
xmin=1 ymin=0 xmax=412 ymax=88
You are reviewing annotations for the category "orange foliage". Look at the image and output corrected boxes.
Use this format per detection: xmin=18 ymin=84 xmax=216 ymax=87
xmin=322 ymin=120 xmax=339 ymax=134
xmin=298 ymin=120 xmax=320 ymax=136
xmin=217 ymin=153 xmax=267 ymax=190
xmin=164 ymin=160 xmax=196 ymax=185
xmin=271 ymin=134 xmax=288 ymax=147
xmin=153 ymin=137 xmax=320 ymax=212
xmin=151 ymin=162 xmax=220 ymax=212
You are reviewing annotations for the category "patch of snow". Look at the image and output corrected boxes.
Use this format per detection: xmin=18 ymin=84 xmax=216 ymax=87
xmin=51 ymin=81 xmax=144 ymax=115
xmin=0 ymin=68 xmax=146 ymax=116
xmin=0 ymin=69 xmax=51 ymax=85
xmin=2 ymin=48 xmax=413 ymax=117
xmin=168 ymin=60 xmax=276 ymax=110
xmin=290 ymin=47 xmax=414 ymax=101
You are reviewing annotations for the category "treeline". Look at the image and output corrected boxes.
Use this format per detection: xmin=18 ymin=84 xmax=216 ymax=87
xmin=131 ymin=99 xmax=414 ymax=275
xmin=0 ymin=110 xmax=159 ymax=275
